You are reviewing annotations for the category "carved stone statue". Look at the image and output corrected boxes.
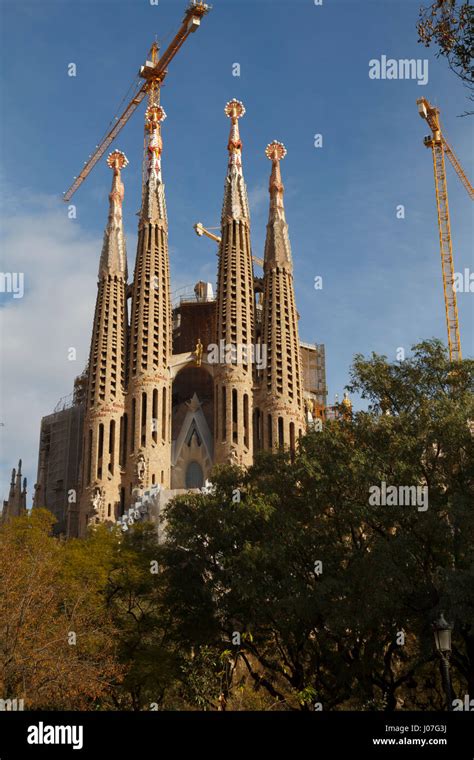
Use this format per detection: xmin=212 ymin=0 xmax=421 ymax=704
xmin=194 ymin=338 xmax=203 ymax=367
xmin=136 ymin=453 xmax=147 ymax=484
xmin=91 ymin=487 xmax=102 ymax=514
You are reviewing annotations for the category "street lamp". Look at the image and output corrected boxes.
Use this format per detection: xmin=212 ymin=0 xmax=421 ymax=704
xmin=432 ymin=613 xmax=454 ymax=711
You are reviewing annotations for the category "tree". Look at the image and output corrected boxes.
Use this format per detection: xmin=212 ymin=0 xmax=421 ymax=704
xmin=0 ymin=510 xmax=245 ymax=711
xmin=2 ymin=341 xmax=471 ymax=711
xmin=0 ymin=510 xmax=122 ymax=709
xmin=161 ymin=340 xmax=474 ymax=710
xmin=103 ymin=522 xmax=182 ymax=710
xmin=418 ymin=1 xmax=473 ymax=111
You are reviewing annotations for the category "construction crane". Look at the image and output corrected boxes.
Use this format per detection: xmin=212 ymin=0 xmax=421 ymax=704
xmin=417 ymin=97 xmax=474 ymax=362
xmin=194 ymin=222 xmax=264 ymax=268
xmin=63 ymin=1 xmax=211 ymax=202
xmin=194 ymin=222 xmax=221 ymax=244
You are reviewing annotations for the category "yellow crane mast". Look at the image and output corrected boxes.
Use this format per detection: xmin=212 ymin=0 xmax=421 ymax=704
xmin=417 ymin=97 xmax=473 ymax=362
xmin=63 ymin=1 xmax=211 ymax=201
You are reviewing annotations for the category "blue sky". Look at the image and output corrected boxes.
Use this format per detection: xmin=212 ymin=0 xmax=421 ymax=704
xmin=0 ymin=0 xmax=473 ymax=502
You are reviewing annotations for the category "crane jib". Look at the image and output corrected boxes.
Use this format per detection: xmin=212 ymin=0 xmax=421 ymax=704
xmin=62 ymin=2 xmax=211 ymax=202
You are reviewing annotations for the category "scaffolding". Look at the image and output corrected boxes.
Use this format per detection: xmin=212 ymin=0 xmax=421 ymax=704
xmin=34 ymin=374 xmax=85 ymax=535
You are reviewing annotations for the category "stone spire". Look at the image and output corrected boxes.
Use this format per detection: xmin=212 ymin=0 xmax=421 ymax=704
xmin=78 ymin=151 xmax=129 ymax=535
xmin=99 ymin=150 xmax=129 ymax=277
xmin=221 ymin=99 xmax=250 ymax=221
xmin=214 ymin=100 xmax=255 ymax=466
xmin=141 ymin=104 xmax=168 ymax=224
xmin=7 ymin=465 xmax=16 ymax=503
xmin=258 ymin=141 xmax=305 ymax=453
xmin=2 ymin=459 xmax=27 ymax=523
xmin=124 ymin=104 xmax=172 ymax=498
xmin=264 ymin=141 xmax=292 ymax=267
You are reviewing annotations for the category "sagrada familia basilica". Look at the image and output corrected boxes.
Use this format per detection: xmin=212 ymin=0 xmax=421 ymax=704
xmin=75 ymin=96 xmax=310 ymax=537
xmin=3 ymin=96 xmax=334 ymax=536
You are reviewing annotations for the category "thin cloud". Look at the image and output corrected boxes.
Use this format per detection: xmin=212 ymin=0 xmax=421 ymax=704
xmin=0 ymin=193 xmax=100 ymax=503
xmin=248 ymin=183 xmax=268 ymax=214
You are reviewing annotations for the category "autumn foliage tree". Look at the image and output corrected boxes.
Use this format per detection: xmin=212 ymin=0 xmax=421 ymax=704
xmin=0 ymin=510 xmax=122 ymax=709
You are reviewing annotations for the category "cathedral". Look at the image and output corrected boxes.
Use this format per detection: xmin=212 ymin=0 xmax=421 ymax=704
xmin=31 ymin=98 xmax=329 ymax=538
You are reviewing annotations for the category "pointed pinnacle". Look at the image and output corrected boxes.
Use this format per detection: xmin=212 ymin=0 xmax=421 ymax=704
xmin=144 ymin=105 xmax=166 ymax=186
xmin=220 ymin=100 xmax=249 ymax=221
xmin=107 ymin=150 xmax=129 ymax=173
xmin=265 ymin=140 xmax=287 ymax=162
xmin=266 ymin=141 xmax=286 ymax=203
xmin=263 ymin=140 xmax=292 ymax=267
xmin=224 ymin=99 xmax=246 ymax=121
xmin=106 ymin=151 xmax=128 ymax=216
xmin=225 ymin=99 xmax=245 ymax=160
xmin=99 ymin=150 xmax=128 ymax=277
xmin=145 ymin=105 xmax=167 ymax=131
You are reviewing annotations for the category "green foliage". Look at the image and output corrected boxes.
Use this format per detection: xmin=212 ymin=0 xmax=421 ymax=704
xmin=418 ymin=0 xmax=473 ymax=109
xmin=162 ymin=341 xmax=474 ymax=710
xmin=103 ymin=523 xmax=181 ymax=710
xmin=2 ymin=340 xmax=472 ymax=711
xmin=418 ymin=1 xmax=473 ymax=80
xmin=0 ymin=510 xmax=122 ymax=709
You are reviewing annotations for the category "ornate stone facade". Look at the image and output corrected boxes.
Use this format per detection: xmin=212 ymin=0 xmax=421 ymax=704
xmin=58 ymin=100 xmax=323 ymax=536
xmin=214 ymin=100 xmax=255 ymax=467
xmin=256 ymin=141 xmax=306 ymax=451
xmin=78 ymin=151 xmax=129 ymax=537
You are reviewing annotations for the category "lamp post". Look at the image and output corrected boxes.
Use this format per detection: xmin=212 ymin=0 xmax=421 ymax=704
xmin=432 ymin=613 xmax=454 ymax=711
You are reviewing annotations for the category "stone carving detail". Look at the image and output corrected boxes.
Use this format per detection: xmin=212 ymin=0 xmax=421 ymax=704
xmin=136 ymin=453 xmax=147 ymax=485
xmin=91 ymin=486 xmax=103 ymax=514
xmin=194 ymin=338 xmax=203 ymax=367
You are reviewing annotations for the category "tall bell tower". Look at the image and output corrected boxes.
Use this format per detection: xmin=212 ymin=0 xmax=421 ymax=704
xmin=78 ymin=151 xmax=129 ymax=535
xmin=124 ymin=104 xmax=172 ymax=500
xmin=214 ymin=100 xmax=255 ymax=466
xmin=258 ymin=141 xmax=305 ymax=453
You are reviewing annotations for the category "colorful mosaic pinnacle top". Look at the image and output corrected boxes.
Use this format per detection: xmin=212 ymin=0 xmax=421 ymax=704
xmin=99 ymin=150 xmax=128 ymax=277
xmin=106 ymin=150 xmax=129 ymax=172
xmin=106 ymin=150 xmax=128 ymax=214
xmin=145 ymin=105 xmax=167 ymax=184
xmin=145 ymin=105 xmax=167 ymax=128
xmin=225 ymin=99 xmax=245 ymax=169
xmin=264 ymin=139 xmax=292 ymax=266
xmin=265 ymin=140 xmax=287 ymax=162
xmin=224 ymin=99 xmax=246 ymax=121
